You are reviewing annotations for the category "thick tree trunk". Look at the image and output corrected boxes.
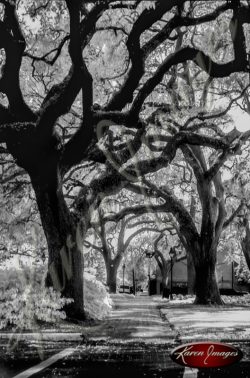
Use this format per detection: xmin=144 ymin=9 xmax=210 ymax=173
xmin=187 ymin=253 xmax=196 ymax=295
xmin=154 ymin=252 xmax=170 ymax=298
xmin=241 ymin=219 xmax=250 ymax=271
xmin=242 ymin=246 xmax=250 ymax=272
xmin=56 ymin=241 xmax=84 ymax=319
xmin=193 ymin=249 xmax=223 ymax=305
xmin=106 ymin=261 xmax=118 ymax=293
xmin=161 ymin=273 xmax=169 ymax=298
xmin=31 ymin=173 xmax=85 ymax=319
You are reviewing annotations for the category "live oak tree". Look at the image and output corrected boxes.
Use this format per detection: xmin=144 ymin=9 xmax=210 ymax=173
xmin=127 ymin=232 xmax=158 ymax=287
xmin=239 ymin=215 xmax=250 ymax=273
xmin=152 ymin=228 xmax=187 ymax=298
xmin=140 ymin=101 xmax=250 ymax=304
xmin=230 ymin=161 xmax=250 ymax=274
xmin=2 ymin=0 xmax=250 ymax=316
xmin=100 ymin=217 xmax=156 ymax=293
xmin=87 ymin=198 xmax=169 ymax=292
xmin=135 ymin=7 xmax=250 ymax=303
xmin=123 ymin=225 xmax=184 ymax=295
xmin=85 ymin=216 xmax=131 ymax=293
xmin=89 ymin=188 xmax=191 ymax=296
xmin=206 ymin=153 xmax=250 ymax=286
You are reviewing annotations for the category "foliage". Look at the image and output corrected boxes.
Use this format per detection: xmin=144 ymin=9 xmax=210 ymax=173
xmin=84 ymin=271 xmax=112 ymax=320
xmin=2 ymin=0 xmax=250 ymax=310
xmin=0 ymin=177 xmax=47 ymax=265
xmin=235 ymin=252 xmax=250 ymax=285
xmin=84 ymin=247 xmax=106 ymax=284
xmin=0 ymin=267 xmax=72 ymax=330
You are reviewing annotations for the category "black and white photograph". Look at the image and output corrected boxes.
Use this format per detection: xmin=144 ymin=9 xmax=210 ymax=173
xmin=1 ymin=0 xmax=250 ymax=377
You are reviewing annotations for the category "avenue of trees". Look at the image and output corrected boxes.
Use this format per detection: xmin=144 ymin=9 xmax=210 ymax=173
xmin=1 ymin=0 xmax=250 ymax=319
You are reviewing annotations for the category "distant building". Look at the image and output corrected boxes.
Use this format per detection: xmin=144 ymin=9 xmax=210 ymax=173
xmin=150 ymin=250 xmax=248 ymax=295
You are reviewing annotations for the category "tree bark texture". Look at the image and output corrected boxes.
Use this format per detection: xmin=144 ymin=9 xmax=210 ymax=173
xmin=193 ymin=255 xmax=223 ymax=305
xmin=105 ymin=259 xmax=119 ymax=293
xmin=31 ymin=169 xmax=85 ymax=319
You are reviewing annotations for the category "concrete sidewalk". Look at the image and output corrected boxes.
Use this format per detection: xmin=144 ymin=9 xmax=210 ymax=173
xmin=84 ymin=294 xmax=176 ymax=344
xmin=32 ymin=295 xmax=250 ymax=377
xmin=32 ymin=294 xmax=183 ymax=377
xmin=2 ymin=295 xmax=250 ymax=377
xmin=0 ymin=294 xmax=177 ymax=363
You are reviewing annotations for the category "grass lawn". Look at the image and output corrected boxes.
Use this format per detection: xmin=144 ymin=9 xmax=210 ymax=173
xmin=158 ymin=295 xmax=250 ymax=342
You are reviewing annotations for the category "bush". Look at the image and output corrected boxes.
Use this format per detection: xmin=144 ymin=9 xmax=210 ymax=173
xmin=0 ymin=267 xmax=73 ymax=330
xmin=0 ymin=267 xmax=113 ymax=329
xmin=222 ymin=294 xmax=250 ymax=305
xmin=84 ymin=272 xmax=112 ymax=320
xmin=235 ymin=253 xmax=250 ymax=285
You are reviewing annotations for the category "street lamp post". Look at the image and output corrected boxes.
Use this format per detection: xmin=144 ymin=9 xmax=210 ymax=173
xmin=122 ymin=263 xmax=125 ymax=293
xmin=169 ymin=248 xmax=175 ymax=300
xmin=135 ymin=278 xmax=138 ymax=295
xmin=170 ymin=256 xmax=173 ymax=299
xmin=132 ymin=268 xmax=136 ymax=295
xmin=232 ymin=260 xmax=235 ymax=292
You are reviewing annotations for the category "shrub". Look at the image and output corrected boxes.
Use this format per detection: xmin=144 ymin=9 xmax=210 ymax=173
xmin=84 ymin=271 xmax=112 ymax=320
xmin=0 ymin=267 xmax=73 ymax=330
xmin=235 ymin=253 xmax=250 ymax=285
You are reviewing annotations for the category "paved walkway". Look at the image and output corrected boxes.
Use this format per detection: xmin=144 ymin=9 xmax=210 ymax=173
xmin=85 ymin=294 xmax=176 ymax=344
xmin=0 ymin=294 xmax=182 ymax=378
xmin=2 ymin=295 xmax=250 ymax=377
xmin=32 ymin=294 xmax=183 ymax=377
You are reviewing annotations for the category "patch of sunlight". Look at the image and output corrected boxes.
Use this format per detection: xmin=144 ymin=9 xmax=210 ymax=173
xmin=132 ymin=325 xmax=168 ymax=332
xmin=107 ymin=317 xmax=164 ymax=324
xmin=131 ymin=329 xmax=165 ymax=338
xmin=164 ymin=309 xmax=250 ymax=328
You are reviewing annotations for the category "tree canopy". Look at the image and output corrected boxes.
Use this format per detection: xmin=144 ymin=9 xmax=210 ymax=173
xmin=2 ymin=0 xmax=250 ymax=315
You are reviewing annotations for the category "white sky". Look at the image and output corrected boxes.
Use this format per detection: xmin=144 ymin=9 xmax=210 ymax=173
xmin=230 ymin=108 xmax=250 ymax=132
